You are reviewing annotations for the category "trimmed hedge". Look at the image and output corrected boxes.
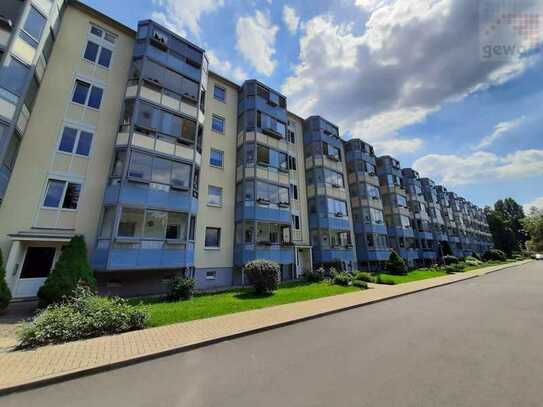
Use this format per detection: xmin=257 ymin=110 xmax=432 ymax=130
xmin=243 ymin=260 xmax=280 ymax=294
xmin=482 ymin=249 xmax=507 ymax=262
xmin=332 ymin=272 xmax=352 ymax=286
xmin=354 ymin=271 xmax=376 ymax=283
xmin=443 ymin=255 xmax=459 ymax=265
xmin=17 ymin=286 xmax=148 ymax=349
xmin=302 ymin=267 xmax=325 ymax=283
xmin=38 ymin=235 xmax=96 ymax=308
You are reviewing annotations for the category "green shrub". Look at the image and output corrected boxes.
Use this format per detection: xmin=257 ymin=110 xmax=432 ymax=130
xmin=354 ymin=271 xmax=375 ymax=283
xmin=443 ymin=263 xmax=466 ymax=274
xmin=471 ymin=252 xmax=482 ymax=261
xmin=243 ymin=260 xmax=280 ymax=294
xmin=352 ymin=280 xmax=368 ymax=289
xmin=167 ymin=276 xmax=196 ymax=301
xmin=302 ymin=267 xmax=325 ymax=283
xmin=376 ymin=275 xmax=396 ymax=285
xmin=465 ymin=256 xmax=482 ymax=266
xmin=17 ymin=286 xmax=148 ymax=349
xmin=385 ymin=251 xmax=407 ymax=275
xmin=0 ymin=250 xmax=11 ymax=313
xmin=482 ymin=249 xmax=507 ymax=262
xmin=332 ymin=272 xmax=352 ymax=286
xmin=443 ymin=255 xmax=459 ymax=265
xmin=38 ymin=235 xmax=96 ymax=308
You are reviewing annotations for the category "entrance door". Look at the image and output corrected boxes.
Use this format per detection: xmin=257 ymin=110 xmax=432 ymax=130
xmin=297 ymin=249 xmax=311 ymax=277
xmin=14 ymin=247 xmax=56 ymax=298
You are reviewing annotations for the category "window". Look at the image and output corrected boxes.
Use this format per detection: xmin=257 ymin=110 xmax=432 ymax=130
xmin=166 ymin=212 xmax=188 ymax=240
xmin=206 ymin=271 xmax=217 ymax=280
xmin=324 ymin=169 xmax=344 ymax=187
xmin=127 ymin=151 xmax=191 ymax=188
xmin=205 ymin=227 xmax=221 ymax=248
xmin=367 ymin=185 xmax=380 ymax=200
xmin=58 ymin=126 xmax=93 ymax=156
xmin=292 ymin=215 xmax=300 ymax=230
xmin=288 ymin=155 xmax=297 ymax=171
xmin=72 ymin=80 xmax=104 ymax=109
xmin=209 ymin=149 xmax=224 ymax=168
xmin=370 ymin=208 xmax=384 ymax=224
xmin=144 ymin=210 xmax=167 ymax=239
xmin=290 ymin=184 xmax=298 ymax=200
xmin=0 ymin=57 xmax=30 ymax=95
xmin=327 ymin=198 xmax=348 ymax=217
xmin=287 ymin=130 xmax=295 ymax=144
xmin=43 ymin=179 xmax=81 ymax=209
xmin=208 ymin=185 xmax=223 ymax=207
xmin=323 ymin=143 xmax=341 ymax=161
xmin=21 ymin=7 xmax=46 ymax=48
xmin=118 ymin=208 xmax=144 ymax=237
xmin=255 ymin=181 xmax=290 ymax=206
xmin=256 ymin=145 xmax=287 ymax=171
xmin=83 ymin=41 xmax=113 ymax=68
xmin=213 ymin=85 xmax=226 ymax=102
xmin=211 ymin=115 xmax=225 ymax=133
xmin=256 ymin=222 xmax=290 ymax=244
xmin=90 ymin=25 xmax=116 ymax=44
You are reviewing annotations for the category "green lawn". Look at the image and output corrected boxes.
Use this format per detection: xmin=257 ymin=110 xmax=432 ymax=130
xmin=376 ymin=260 xmax=519 ymax=284
xmin=376 ymin=269 xmax=447 ymax=284
xmin=132 ymin=282 xmax=360 ymax=327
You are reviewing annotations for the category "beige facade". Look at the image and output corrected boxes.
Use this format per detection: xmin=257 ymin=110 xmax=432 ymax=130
xmin=1 ymin=3 xmax=134 ymax=297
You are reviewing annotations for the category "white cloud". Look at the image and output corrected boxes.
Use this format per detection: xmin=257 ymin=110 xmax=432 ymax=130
xmin=282 ymin=0 xmax=540 ymax=155
xmin=475 ymin=116 xmax=526 ymax=150
xmin=412 ymin=149 xmax=543 ymax=186
xmin=151 ymin=0 xmax=224 ymax=37
xmin=206 ymin=50 xmax=248 ymax=83
xmin=283 ymin=5 xmax=300 ymax=34
xmin=523 ymin=197 xmax=543 ymax=213
xmin=236 ymin=11 xmax=279 ymax=76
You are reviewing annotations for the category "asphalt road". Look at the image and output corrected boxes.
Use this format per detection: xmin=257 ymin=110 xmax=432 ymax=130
xmin=3 ymin=261 xmax=543 ymax=407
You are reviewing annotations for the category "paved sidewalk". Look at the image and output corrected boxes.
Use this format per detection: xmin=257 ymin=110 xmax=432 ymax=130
xmin=0 ymin=261 xmax=531 ymax=394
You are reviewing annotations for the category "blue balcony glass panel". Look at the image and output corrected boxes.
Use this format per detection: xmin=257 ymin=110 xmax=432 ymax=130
xmin=254 ymin=98 xmax=287 ymax=123
xmin=234 ymin=245 xmax=294 ymax=265
xmin=116 ymin=183 xmax=196 ymax=213
xmin=108 ymin=244 xmax=194 ymax=270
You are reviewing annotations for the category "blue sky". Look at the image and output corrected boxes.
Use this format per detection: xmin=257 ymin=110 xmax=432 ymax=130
xmin=82 ymin=0 xmax=543 ymax=211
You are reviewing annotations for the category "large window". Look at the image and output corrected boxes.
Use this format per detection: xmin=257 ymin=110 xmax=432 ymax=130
xmin=117 ymin=207 xmax=188 ymax=240
xmin=134 ymin=101 xmax=196 ymax=141
xmin=370 ymin=208 xmax=384 ymax=224
xmin=43 ymin=179 xmax=81 ymax=209
xmin=20 ymin=6 xmax=46 ymax=48
xmin=0 ymin=57 xmax=30 ymax=95
xmin=256 ymin=111 xmax=286 ymax=138
xmin=83 ymin=40 xmax=113 ymax=68
xmin=58 ymin=126 xmax=93 ymax=156
xmin=127 ymin=151 xmax=191 ymax=188
xmin=256 ymin=222 xmax=289 ymax=245
xmin=208 ymin=185 xmax=223 ymax=207
xmin=255 ymin=181 xmax=289 ymax=207
xmin=72 ymin=80 xmax=103 ymax=109
xmin=367 ymin=185 xmax=380 ymax=200
xmin=256 ymin=145 xmax=287 ymax=171
xmin=324 ymin=168 xmax=344 ymax=187
xmin=327 ymin=198 xmax=348 ymax=217
xmin=205 ymin=227 xmax=221 ymax=248
xmin=323 ymin=143 xmax=341 ymax=161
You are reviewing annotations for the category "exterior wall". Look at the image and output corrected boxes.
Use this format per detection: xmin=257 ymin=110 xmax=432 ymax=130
xmin=0 ymin=3 xmax=134 ymax=296
xmin=194 ymin=73 xmax=238 ymax=289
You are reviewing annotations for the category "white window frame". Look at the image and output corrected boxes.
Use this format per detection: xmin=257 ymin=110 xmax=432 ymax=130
xmin=207 ymin=185 xmax=223 ymax=207
xmin=205 ymin=227 xmax=221 ymax=249
xmin=205 ymin=271 xmax=217 ymax=280
xmin=82 ymin=39 xmax=114 ymax=69
xmin=211 ymin=114 xmax=225 ymax=134
xmin=209 ymin=148 xmax=224 ymax=168
xmin=57 ymin=124 xmax=94 ymax=157
xmin=213 ymin=84 xmax=226 ymax=102
xmin=71 ymin=78 xmax=105 ymax=110
xmin=41 ymin=178 xmax=83 ymax=211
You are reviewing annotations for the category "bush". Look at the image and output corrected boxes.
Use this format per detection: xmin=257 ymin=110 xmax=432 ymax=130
xmin=332 ymin=272 xmax=352 ymax=286
xmin=243 ymin=260 xmax=280 ymax=294
xmin=354 ymin=271 xmax=375 ymax=283
xmin=17 ymin=286 xmax=148 ymax=349
xmin=167 ymin=276 xmax=196 ymax=301
xmin=385 ymin=251 xmax=407 ymax=275
xmin=482 ymin=249 xmax=507 ymax=262
xmin=376 ymin=275 xmax=396 ymax=285
xmin=443 ymin=255 xmax=459 ymax=265
xmin=464 ymin=256 xmax=482 ymax=266
xmin=38 ymin=235 xmax=96 ymax=308
xmin=352 ymin=280 xmax=368 ymax=289
xmin=0 ymin=250 xmax=11 ymax=313
xmin=471 ymin=252 xmax=482 ymax=261
xmin=444 ymin=263 xmax=466 ymax=274
xmin=302 ymin=267 xmax=325 ymax=283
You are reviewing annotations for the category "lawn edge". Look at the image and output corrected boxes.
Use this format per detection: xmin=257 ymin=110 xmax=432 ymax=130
xmin=0 ymin=260 xmax=531 ymax=397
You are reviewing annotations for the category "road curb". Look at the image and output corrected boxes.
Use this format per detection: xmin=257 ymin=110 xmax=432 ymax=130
xmin=0 ymin=261 xmax=531 ymax=396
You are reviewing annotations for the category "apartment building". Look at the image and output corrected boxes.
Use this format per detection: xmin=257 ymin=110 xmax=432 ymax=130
xmin=0 ymin=0 xmax=491 ymax=299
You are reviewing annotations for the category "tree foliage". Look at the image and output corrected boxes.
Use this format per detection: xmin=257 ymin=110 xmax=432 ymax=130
xmin=37 ymin=235 xmax=96 ymax=308
xmin=485 ymin=198 xmax=526 ymax=255
xmin=522 ymin=208 xmax=543 ymax=252
xmin=0 ymin=250 xmax=11 ymax=312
